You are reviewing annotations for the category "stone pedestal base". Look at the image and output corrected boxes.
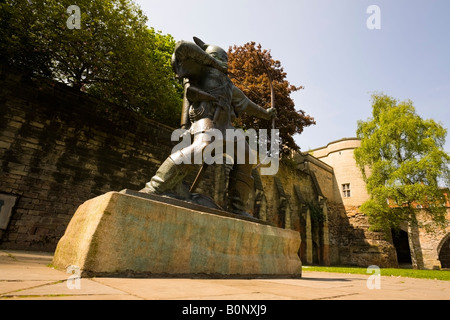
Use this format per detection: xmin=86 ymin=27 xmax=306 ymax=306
xmin=53 ymin=191 xmax=302 ymax=278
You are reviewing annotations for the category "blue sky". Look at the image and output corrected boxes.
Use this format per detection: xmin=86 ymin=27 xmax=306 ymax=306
xmin=135 ymin=0 xmax=450 ymax=153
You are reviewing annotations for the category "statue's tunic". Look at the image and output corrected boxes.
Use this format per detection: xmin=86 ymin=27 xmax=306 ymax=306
xmin=172 ymin=41 xmax=263 ymax=139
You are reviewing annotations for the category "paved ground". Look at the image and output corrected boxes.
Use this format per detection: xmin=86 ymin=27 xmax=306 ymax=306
xmin=1 ymin=250 xmax=449 ymax=300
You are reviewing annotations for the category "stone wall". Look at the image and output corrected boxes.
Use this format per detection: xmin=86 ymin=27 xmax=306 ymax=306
xmin=340 ymin=206 xmax=398 ymax=267
xmin=404 ymin=210 xmax=450 ymax=270
xmin=301 ymin=152 xmax=398 ymax=267
xmin=0 ymin=67 xmax=179 ymax=251
xmin=255 ymin=162 xmax=329 ymax=265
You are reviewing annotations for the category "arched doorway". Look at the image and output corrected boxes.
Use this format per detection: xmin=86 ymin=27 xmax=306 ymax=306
xmin=438 ymin=234 xmax=450 ymax=269
xmin=391 ymin=229 xmax=412 ymax=267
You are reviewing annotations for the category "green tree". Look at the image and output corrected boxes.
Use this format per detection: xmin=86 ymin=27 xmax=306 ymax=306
xmin=355 ymin=93 xmax=450 ymax=237
xmin=0 ymin=0 xmax=182 ymax=127
xmin=227 ymin=42 xmax=315 ymax=153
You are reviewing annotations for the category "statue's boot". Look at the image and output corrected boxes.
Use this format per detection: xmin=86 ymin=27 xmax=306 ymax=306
xmin=140 ymin=151 xmax=193 ymax=197
xmin=227 ymin=170 xmax=254 ymax=218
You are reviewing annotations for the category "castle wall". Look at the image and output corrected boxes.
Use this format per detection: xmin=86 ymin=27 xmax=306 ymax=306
xmin=405 ymin=210 xmax=450 ymax=270
xmin=310 ymin=138 xmax=370 ymax=206
xmin=0 ymin=67 xmax=177 ymax=250
xmin=308 ymin=139 xmax=398 ymax=267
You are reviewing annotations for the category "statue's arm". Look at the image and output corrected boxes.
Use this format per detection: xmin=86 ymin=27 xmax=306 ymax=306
xmin=232 ymin=86 xmax=275 ymax=120
xmin=171 ymin=41 xmax=227 ymax=78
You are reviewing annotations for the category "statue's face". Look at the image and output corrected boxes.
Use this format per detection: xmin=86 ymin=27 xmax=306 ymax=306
xmin=205 ymin=45 xmax=228 ymax=64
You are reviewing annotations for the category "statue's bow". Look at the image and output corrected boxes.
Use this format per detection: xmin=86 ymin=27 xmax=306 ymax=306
xmin=253 ymin=51 xmax=278 ymax=171
xmin=256 ymin=51 xmax=276 ymax=130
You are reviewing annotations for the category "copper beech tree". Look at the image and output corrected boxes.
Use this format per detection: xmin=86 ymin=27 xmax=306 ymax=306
xmin=227 ymin=42 xmax=315 ymax=153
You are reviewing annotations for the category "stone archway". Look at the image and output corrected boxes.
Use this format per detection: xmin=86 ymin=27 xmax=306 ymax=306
xmin=438 ymin=234 xmax=450 ymax=269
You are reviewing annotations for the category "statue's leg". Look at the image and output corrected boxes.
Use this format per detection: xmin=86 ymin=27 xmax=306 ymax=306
xmin=140 ymin=134 xmax=208 ymax=195
xmin=228 ymin=168 xmax=254 ymax=217
xmin=227 ymin=141 xmax=254 ymax=217
xmin=140 ymin=152 xmax=190 ymax=195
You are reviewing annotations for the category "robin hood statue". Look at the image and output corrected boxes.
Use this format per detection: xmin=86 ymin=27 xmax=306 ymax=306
xmin=140 ymin=37 xmax=276 ymax=217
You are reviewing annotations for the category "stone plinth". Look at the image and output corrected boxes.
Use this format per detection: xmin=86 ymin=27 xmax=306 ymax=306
xmin=53 ymin=191 xmax=302 ymax=278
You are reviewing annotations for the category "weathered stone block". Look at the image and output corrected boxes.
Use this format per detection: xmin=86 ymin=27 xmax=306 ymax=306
xmin=53 ymin=191 xmax=302 ymax=278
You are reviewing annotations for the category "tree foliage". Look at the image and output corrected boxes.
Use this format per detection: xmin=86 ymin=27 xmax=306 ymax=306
xmin=354 ymin=93 xmax=450 ymax=231
xmin=0 ymin=0 xmax=182 ymax=127
xmin=227 ymin=42 xmax=315 ymax=153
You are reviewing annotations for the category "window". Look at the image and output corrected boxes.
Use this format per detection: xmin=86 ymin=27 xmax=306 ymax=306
xmin=342 ymin=184 xmax=351 ymax=198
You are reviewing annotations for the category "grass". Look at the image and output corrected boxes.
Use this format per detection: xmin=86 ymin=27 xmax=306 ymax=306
xmin=303 ymin=265 xmax=450 ymax=281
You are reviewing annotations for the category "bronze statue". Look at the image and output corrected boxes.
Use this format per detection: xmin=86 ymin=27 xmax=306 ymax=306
xmin=140 ymin=37 xmax=276 ymax=216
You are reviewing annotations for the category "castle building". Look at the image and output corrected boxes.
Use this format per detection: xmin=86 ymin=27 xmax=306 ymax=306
xmin=307 ymin=138 xmax=450 ymax=270
xmin=309 ymin=138 xmax=369 ymax=209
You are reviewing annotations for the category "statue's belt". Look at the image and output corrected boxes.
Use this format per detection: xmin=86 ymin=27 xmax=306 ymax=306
xmin=187 ymin=86 xmax=231 ymax=124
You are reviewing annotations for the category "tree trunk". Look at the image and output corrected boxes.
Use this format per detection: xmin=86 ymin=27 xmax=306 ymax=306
xmin=407 ymin=212 xmax=424 ymax=269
